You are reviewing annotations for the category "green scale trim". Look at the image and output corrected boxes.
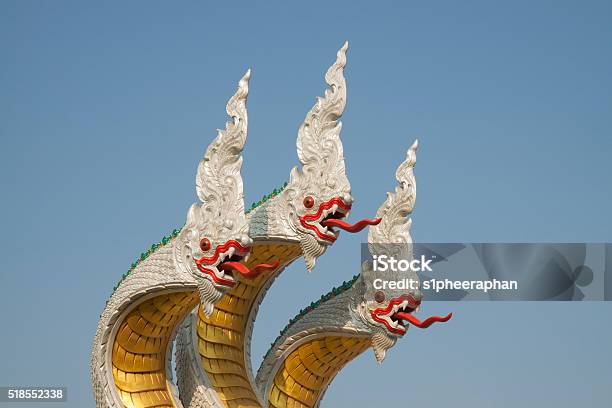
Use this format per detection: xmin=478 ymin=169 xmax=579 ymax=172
xmin=109 ymin=228 xmax=182 ymax=297
xmin=262 ymin=273 xmax=361 ymax=361
xmin=245 ymin=181 xmax=288 ymax=214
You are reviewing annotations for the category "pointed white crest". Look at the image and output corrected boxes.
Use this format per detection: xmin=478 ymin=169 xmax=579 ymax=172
xmin=195 ymin=70 xmax=251 ymax=222
xmin=295 ymin=41 xmax=348 ymax=179
xmin=368 ymin=139 xmax=418 ymax=258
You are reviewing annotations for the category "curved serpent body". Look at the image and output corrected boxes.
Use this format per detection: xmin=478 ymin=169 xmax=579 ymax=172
xmin=91 ymin=238 xmax=198 ymax=408
xmin=90 ymin=70 xmax=285 ymax=408
xmin=175 ymin=242 xmax=301 ymax=408
xmin=91 ymin=231 xmax=304 ymax=408
xmin=174 ymin=43 xmax=384 ymax=408
xmin=256 ymin=275 xmax=372 ymax=407
xmin=256 ymin=141 xmax=452 ymax=408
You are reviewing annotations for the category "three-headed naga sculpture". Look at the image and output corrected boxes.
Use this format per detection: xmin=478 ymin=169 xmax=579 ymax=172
xmin=91 ymin=42 xmax=451 ymax=408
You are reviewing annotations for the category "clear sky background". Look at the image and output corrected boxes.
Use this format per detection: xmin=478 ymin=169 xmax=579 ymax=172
xmin=1 ymin=1 xmax=611 ymax=407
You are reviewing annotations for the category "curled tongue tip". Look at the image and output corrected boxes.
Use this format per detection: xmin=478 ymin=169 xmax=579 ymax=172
xmin=321 ymin=217 xmax=382 ymax=233
xmin=220 ymin=260 xmax=280 ymax=280
xmin=394 ymin=312 xmax=452 ymax=329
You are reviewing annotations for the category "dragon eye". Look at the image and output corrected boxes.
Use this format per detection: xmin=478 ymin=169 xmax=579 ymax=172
xmin=199 ymin=237 xmax=211 ymax=252
xmin=374 ymin=291 xmax=385 ymax=303
xmin=303 ymin=196 xmax=315 ymax=209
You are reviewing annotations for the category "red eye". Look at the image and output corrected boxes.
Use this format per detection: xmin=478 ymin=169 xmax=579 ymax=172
xmin=199 ymin=238 xmax=211 ymax=252
xmin=375 ymin=291 xmax=385 ymax=303
xmin=303 ymin=196 xmax=315 ymax=208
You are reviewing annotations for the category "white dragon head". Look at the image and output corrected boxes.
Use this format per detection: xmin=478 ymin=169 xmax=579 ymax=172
xmin=352 ymin=140 xmax=452 ymax=362
xmin=175 ymin=70 xmax=278 ymax=317
xmin=250 ymin=42 xmax=380 ymax=271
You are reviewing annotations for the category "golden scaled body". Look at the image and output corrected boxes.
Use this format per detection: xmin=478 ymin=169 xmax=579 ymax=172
xmin=269 ymin=336 xmax=370 ymax=408
xmin=110 ymin=243 xmax=302 ymax=408
xmin=112 ymin=291 xmax=200 ymax=407
xmin=196 ymin=244 xmax=302 ymax=408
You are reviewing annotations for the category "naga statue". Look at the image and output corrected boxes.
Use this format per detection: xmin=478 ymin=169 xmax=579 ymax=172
xmin=91 ymin=42 xmax=452 ymax=408
xmin=173 ymin=42 xmax=382 ymax=408
xmin=255 ymin=141 xmax=452 ymax=407
xmin=92 ymin=43 xmax=382 ymax=408
xmin=90 ymin=70 xmax=280 ymax=408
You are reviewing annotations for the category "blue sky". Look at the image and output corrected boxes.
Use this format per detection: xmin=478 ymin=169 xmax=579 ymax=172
xmin=1 ymin=1 xmax=611 ymax=407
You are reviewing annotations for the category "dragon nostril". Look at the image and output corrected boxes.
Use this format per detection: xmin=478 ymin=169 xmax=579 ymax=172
xmin=374 ymin=291 xmax=385 ymax=303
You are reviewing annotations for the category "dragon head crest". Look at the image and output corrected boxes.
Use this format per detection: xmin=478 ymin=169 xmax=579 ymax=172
xmin=252 ymin=42 xmax=379 ymax=271
xmin=176 ymin=71 xmax=277 ymax=316
xmin=358 ymin=140 xmax=420 ymax=362
xmin=352 ymin=140 xmax=449 ymax=362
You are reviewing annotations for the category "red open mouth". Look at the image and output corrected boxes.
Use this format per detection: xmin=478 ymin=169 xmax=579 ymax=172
xmin=371 ymin=295 xmax=452 ymax=335
xmin=195 ymin=240 xmax=280 ymax=287
xmin=299 ymin=197 xmax=381 ymax=242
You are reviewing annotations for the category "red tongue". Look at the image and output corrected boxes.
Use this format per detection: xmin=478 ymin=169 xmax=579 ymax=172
xmin=219 ymin=261 xmax=280 ymax=279
xmin=394 ymin=312 xmax=453 ymax=329
xmin=321 ymin=217 xmax=381 ymax=233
